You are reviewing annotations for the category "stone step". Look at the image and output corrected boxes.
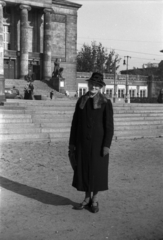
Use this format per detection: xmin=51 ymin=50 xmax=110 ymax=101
xmin=0 ymin=123 xmax=38 ymax=128
xmin=26 ymin=109 xmax=74 ymax=114
xmin=6 ymin=99 xmax=76 ymax=105
xmin=40 ymin=122 xmax=71 ymax=127
xmin=31 ymin=112 xmax=73 ymax=117
xmin=114 ymin=110 xmax=163 ymax=114
xmin=42 ymin=125 xmax=163 ymax=134
xmin=115 ymin=124 xmax=163 ymax=131
xmin=114 ymin=116 xmax=163 ymax=121
xmin=10 ymin=102 xmax=76 ymax=107
xmin=28 ymin=112 xmax=74 ymax=117
xmin=42 ymin=127 xmax=70 ymax=133
xmin=0 ymin=127 xmax=41 ymax=134
xmin=0 ymin=109 xmax=26 ymax=114
xmin=114 ymin=128 xmax=163 ymax=136
xmin=0 ymin=106 xmax=25 ymax=110
xmin=0 ymin=114 xmax=32 ymax=119
xmin=1 ymin=116 xmax=163 ymax=125
xmin=114 ymin=129 xmax=163 ymax=140
xmin=7 ymin=100 xmax=162 ymax=107
xmin=0 ymin=133 xmax=49 ymax=142
xmin=32 ymin=118 xmax=72 ymax=123
xmin=49 ymin=131 xmax=70 ymax=139
xmin=113 ymin=103 xmax=163 ymax=107
xmin=0 ymin=119 xmax=33 ymax=123
xmin=115 ymin=113 xmax=163 ymax=117
xmin=114 ymin=120 xmax=163 ymax=126
xmin=2 ymin=103 xmax=20 ymax=107
xmin=30 ymin=108 xmax=163 ymax=113
xmin=49 ymin=129 xmax=163 ymax=141
xmin=114 ymin=109 xmax=163 ymax=113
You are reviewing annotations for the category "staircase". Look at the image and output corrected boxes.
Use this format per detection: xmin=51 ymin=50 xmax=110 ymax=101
xmin=0 ymin=99 xmax=163 ymax=142
xmin=114 ymin=104 xmax=163 ymax=139
xmin=5 ymin=79 xmax=67 ymax=99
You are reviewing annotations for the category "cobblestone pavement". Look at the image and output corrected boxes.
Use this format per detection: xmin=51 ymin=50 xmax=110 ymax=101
xmin=0 ymin=138 xmax=163 ymax=240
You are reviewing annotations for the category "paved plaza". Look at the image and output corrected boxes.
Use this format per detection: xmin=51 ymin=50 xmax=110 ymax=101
xmin=0 ymin=137 xmax=163 ymax=240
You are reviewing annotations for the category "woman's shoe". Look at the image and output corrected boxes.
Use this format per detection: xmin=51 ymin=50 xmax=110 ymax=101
xmin=91 ymin=202 xmax=99 ymax=213
xmin=75 ymin=199 xmax=91 ymax=210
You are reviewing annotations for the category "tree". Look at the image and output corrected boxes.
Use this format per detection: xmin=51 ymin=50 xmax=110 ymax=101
xmin=158 ymin=60 xmax=163 ymax=79
xmin=77 ymin=41 xmax=121 ymax=73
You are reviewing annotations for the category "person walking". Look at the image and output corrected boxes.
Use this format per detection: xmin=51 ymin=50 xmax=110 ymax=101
xmin=69 ymin=72 xmax=114 ymax=213
xmin=157 ymin=88 xmax=163 ymax=103
xmin=28 ymin=82 xmax=34 ymax=100
xmin=50 ymin=91 xmax=54 ymax=100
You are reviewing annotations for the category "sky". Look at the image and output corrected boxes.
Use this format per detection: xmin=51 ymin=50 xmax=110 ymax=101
xmin=69 ymin=0 xmax=163 ymax=72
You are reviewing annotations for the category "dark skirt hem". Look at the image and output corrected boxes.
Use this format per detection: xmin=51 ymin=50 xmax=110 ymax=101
xmin=72 ymin=183 xmax=108 ymax=192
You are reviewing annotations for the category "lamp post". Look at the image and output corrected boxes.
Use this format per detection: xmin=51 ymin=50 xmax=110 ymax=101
xmin=123 ymin=56 xmax=131 ymax=103
xmin=113 ymin=61 xmax=117 ymax=103
xmin=160 ymin=50 xmax=163 ymax=80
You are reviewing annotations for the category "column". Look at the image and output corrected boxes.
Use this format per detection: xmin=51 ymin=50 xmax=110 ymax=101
xmin=137 ymin=85 xmax=140 ymax=97
xmin=0 ymin=1 xmax=6 ymax=102
xmin=43 ymin=8 xmax=52 ymax=80
xmin=19 ymin=5 xmax=31 ymax=79
xmin=65 ymin=14 xmax=77 ymax=96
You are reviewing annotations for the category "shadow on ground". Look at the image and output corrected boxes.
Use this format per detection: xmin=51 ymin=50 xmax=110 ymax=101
xmin=0 ymin=176 xmax=77 ymax=207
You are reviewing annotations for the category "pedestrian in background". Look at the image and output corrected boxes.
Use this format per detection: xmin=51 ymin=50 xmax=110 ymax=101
xmin=28 ymin=82 xmax=34 ymax=100
xmin=50 ymin=91 xmax=54 ymax=100
xmin=12 ymin=86 xmax=19 ymax=95
xmin=24 ymin=87 xmax=30 ymax=100
xmin=69 ymin=72 xmax=114 ymax=213
xmin=157 ymin=88 xmax=163 ymax=103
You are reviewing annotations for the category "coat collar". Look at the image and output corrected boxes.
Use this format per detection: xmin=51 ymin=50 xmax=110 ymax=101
xmin=79 ymin=91 xmax=108 ymax=109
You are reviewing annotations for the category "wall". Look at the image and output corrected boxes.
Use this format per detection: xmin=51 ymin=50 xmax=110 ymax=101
xmin=148 ymin=77 xmax=163 ymax=97
xmin=51 ymin=13 xmax=66 ymax=60
xmin=52 ymin=4 xmax=79 ymax=96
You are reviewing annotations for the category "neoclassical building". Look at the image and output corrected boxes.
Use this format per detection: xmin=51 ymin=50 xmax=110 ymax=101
xmin=0 ymin=0 xmax=81 ymax=101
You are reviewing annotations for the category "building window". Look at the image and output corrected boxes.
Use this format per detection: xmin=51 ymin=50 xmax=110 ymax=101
xmin=118 ymin=89 xmax=124 ymax=98
xmin=129 ymin=89 xmax=136 ymax=97
xmin=79 ymin=88 xmax=87 ymax=97
xmin=140 ymin=90 xmax=146 ymax=97
xmin=106 ymin=89 xmax=113 ymax=97
xmin=3 ymin=25 xmax=10 ymax=50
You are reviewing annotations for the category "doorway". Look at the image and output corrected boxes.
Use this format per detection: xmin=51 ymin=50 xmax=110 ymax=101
xmin=33 ymin=65 xmax=40 ymax=80
xmin=4 ymin=59 xmax=15 ymax=79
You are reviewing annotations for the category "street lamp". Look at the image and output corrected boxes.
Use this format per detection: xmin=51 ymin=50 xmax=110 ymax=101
xmin=123 ymin=56 xmax=131 ymax=103
xmin=113 ymin=61 xmax=117 ymax=102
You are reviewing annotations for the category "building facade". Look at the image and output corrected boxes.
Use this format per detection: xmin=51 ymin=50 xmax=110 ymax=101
xmin=77 ymin=72 xmax=161 ymax=99
xmin=0 ymin=0 xmax=81 ymax=101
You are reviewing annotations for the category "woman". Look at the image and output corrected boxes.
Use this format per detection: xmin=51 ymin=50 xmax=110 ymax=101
xmin=157 ymin=88 xmax=163 ymax=103
xmin=69 ymin=72 xmax=114 ymax=213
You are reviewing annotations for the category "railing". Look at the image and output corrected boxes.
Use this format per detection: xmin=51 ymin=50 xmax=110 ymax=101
xmin=130 ymin=97 xmax=158 ymax=103
xmin=77 ymin=72 xmax=92 ymax=78
xmin=77 ymin=72 xmax=148 ymax=81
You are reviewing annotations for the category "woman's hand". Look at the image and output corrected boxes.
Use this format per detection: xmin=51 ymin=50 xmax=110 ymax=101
xmin=103 ymin=147 xmax=110 ymax=156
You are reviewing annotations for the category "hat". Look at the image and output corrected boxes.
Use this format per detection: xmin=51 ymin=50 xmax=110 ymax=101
xmin=86 ymin=72 xmax=106 ymax=87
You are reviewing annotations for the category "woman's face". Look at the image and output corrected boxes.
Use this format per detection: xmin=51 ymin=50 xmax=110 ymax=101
xmin=88 ymin=82 xmax=101 ymax=95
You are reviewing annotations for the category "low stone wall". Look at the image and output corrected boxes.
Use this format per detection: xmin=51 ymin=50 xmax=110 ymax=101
xmin=130 ymin=97 xmax=158 ymax=103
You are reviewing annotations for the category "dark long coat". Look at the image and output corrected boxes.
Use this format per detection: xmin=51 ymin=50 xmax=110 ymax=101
xmin=69 ymin=92 xmax=114 ymax=192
